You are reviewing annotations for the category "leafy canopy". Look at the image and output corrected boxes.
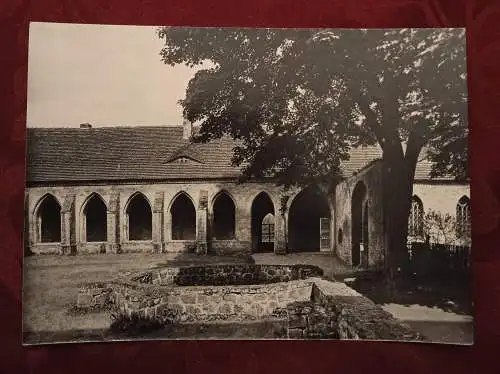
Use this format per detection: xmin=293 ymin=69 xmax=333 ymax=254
xmin=158 ymin=27 xmax=467 ymax=187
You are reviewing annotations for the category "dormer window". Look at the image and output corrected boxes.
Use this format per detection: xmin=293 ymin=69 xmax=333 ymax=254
xmin=165 ymin=148 xmax=204 ymax=165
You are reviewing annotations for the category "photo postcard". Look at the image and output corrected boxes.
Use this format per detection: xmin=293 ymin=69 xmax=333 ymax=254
xmin=23 ymin=22 xmax=472 ymax=345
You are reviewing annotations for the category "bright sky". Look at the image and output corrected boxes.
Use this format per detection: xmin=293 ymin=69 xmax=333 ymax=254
xmin=27 ymin=22 xmax=200 ymax=128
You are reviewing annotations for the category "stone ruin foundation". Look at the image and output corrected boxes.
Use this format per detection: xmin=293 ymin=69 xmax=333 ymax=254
xmin=76 ymin=264 xmax=424 ymax=341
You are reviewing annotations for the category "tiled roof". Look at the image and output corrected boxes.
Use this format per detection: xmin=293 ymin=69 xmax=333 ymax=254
xmin=26 ymin=126 xmax=448 ymax=183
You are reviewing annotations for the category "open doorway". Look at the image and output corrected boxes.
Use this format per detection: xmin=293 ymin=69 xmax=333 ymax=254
xmin=352 ymin=181 xmax=368 ymax=267
xmin=288 ymin=186 xmax=331 ymax=252
xmin=251 ymin=192 xmax=275 ymax=252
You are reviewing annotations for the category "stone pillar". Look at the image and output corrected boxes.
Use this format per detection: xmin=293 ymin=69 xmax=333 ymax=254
xmin=106 ymin=191 xmax=121 ymax=253
xmin=274 ymin=214 xmax=287 ymax=255
xmin=152 ymin=192 xmax=165 ymax=253
xmin=275 ymin=193 xmax=289 ymax=255
xmin=196 ymin=190 xmax=208 ymax=255
xmin=61 ymin=194 xmax=76 ymax=255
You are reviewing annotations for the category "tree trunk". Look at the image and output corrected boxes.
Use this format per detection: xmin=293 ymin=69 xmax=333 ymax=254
xmin=381 ymin=143 xmax=419 ymax=285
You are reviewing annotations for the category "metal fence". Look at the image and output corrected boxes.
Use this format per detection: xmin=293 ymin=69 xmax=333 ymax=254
xmin=407 ymin=242 xmax=471 ymax=277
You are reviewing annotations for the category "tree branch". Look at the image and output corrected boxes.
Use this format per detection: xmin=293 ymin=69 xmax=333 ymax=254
xmin=355 ymin=94 xmax=386 ymax=146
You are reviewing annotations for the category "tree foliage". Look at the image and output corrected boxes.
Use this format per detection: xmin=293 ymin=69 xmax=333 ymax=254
xmin=157 ymin=27 xmax=468 ymax=187
xmin=423 ymin=210 xmax=471 ymax=247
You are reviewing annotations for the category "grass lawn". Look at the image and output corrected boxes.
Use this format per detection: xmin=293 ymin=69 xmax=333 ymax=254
xmin=338 ymin=271 xmax=474 ymax=344
xmin=22 ymin=252 xmax=253 ymax=344
xmin=339 ymin=272 xmax=473 ymax=315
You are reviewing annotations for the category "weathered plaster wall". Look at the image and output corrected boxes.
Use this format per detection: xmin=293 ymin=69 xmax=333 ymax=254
xmin=334 ymin=161 xmax=385 ymax=269
xmin=26 ymin=180 xmax=289 ymax=255
xmin=412 ymin=182 xmax=470 ymax=217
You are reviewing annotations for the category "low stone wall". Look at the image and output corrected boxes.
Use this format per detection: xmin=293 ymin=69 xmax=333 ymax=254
xmin=129 ymin=264 xmax=324 ymax=287
xmin=286 ymin=301 xmax=338 ymax=339
xmin=210 ymin=240 xmax=252 ymax=256
xmin=310 ymin=278 xmax=424 ymax=341
xmin=120 ymin=241 xmax=156 ymax=253
xmin=99 ymin=279 xmax=313 ymax=323
xmin=77 ymin=243 xmax=107 ymax=254
xmin=76 ymin=283 xmax=113 ymax=309
xmin=30 ymin=243 xmax=63 ymax=255
xmin=76 ymin=268 xmax=423 ymax=341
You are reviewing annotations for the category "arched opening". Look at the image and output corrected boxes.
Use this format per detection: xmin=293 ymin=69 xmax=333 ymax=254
xmin=288 ymin=185 xmax=331 ymax=252
xmin=251 ymin=192 xmax=275 ymax=252
xmin=351 ymin=182 xmax=368 ymax=267
xmin=126 ymin=193 xmax=152 ymax=241
xmin=171 ymin=193 xmax=196 ymax=240
xmin=408 ymin=195 xmax=424 ymax=239
xmin=36 ymin=194 xmax=61 ymax=243
xmin=213 ymin=192 xmax=236 ymax=240
xmin=338 ymin=228 xmax=343 ymax=244
xmin=83 ymin=194 xmax=107 ymax=242
xmin=456 ymin=195 xmax=471 ymax=238
xmin=262 ymin=213 xmax=275 ymax=246
xmin=363 ymin=201 xmax=369 ymax=265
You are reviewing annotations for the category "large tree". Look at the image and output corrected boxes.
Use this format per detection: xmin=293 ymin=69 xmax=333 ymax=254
xmin=158 ymin=27 xmax=467 ymax=275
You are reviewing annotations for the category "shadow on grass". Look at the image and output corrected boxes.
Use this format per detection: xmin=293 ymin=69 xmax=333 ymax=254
xmin=339 ymin=271 xmax=473 ymax=316
xmin=23 ymin=319 xmax=288 ymax=345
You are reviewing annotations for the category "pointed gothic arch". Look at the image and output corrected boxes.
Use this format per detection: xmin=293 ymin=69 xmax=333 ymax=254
xmin=82 ymin=193 xmax=108 ymax=242
xmin=456 ymin=195 xmax=471 ymax=237
xmin=408 ymin=195 xmax=424 ymax=238
xmin=251 ymin=192 xmax=275 ymax=252
xmin=35 ymin=194 xmax=61 ymax=243
xmin=212 ymin=191 xmax=236 ymax=240
xmin=125 ymin=192 xmax=152 ymax=241
xmin=170 ymin=192 xmax=196 ymax=240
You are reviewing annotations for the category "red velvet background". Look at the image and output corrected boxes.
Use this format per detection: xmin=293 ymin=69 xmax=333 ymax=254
xmin=1 ymin=0 xmax=499 ymax=373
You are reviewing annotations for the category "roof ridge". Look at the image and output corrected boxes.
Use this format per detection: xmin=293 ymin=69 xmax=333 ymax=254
xmin=26 ymin=126 xmax=447 ymax=183
xmin=27 ymin=125 xmax=185 ymax=130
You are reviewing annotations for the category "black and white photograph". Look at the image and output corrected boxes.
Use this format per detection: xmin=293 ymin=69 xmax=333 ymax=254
xmin=23 ymin=22 xmax=471 ymax=345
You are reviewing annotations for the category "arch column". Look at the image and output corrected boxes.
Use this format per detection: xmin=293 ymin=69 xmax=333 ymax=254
xmin=196 ymin=190 xmax=208 ymax=254
xmin=152 ymin=192 xmax=165 ymax=253
xmin=274 ymin=214 xmax=287 ymax=255
xmin=106 ymin=191 xmax=121 ymax=253
xmin=61 ymin=194 xmax=76 ymax=255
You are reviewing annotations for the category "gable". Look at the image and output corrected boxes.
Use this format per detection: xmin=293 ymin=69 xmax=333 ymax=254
xmin=167 ymin=156 xmax=202 ymax=165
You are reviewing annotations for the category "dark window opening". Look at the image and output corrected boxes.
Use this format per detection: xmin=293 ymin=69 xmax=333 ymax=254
xmin=127 ymin=193 xmax=152 ymax=240
xmin=84 ymin=194 xmax=107 ymax=242
xmin=456 ymin=196 xmax=471 ymax=238
xmin=408 ymin=196 xmax=424 ymax=237
xmin=37 ymin=195 xmax=61 ymax=243
xmin=261 ymin=213 xmax=275 ymax=243
xmin=171 ymin=193 xmax=196 ymax=240
xmin=213 ymin=193 xmax=236 ymax=240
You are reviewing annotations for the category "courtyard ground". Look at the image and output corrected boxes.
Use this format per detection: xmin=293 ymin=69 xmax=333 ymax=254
xmin=22 ymin=252 xmax=254 ymax=344
xmin=23 ymin=252 xmax=473 ymax=345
